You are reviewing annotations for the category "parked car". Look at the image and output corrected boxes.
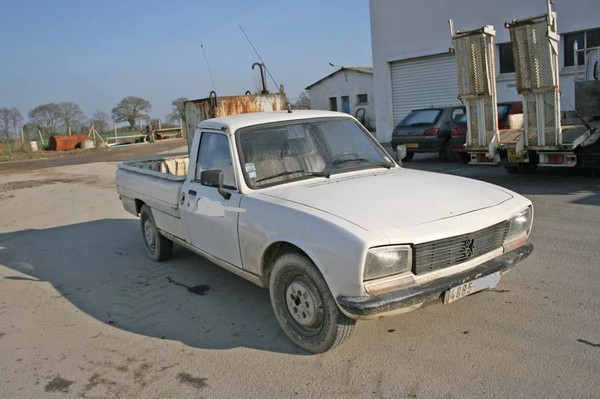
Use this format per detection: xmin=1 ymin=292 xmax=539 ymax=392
xmin=391 ymin=106 xmax=466 ymax=162
xmin=450 ymin=102 xmax=523 ymax=163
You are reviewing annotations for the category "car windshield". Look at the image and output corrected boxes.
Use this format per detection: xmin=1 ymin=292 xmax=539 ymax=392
xmin=398 ymin=109 xmax=442 ymax=127
xmin=237 ymin=118 xmax=393 ymax=189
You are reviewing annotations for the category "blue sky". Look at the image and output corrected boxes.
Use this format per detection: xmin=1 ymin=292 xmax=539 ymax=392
xmin=0 ymin=0 xmax=372 ymax=124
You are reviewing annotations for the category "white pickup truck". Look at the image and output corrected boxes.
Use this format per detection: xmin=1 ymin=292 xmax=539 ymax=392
xmin=116 ymin=110 xmax=533 ymax=353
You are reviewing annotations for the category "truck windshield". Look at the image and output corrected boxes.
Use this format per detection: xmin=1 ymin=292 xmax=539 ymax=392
xmin=237 ymin=118 xmax=394 ymax=188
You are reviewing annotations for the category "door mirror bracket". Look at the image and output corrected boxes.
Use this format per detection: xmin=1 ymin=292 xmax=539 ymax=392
xmin=200 ymin=170 xmax=231 ymax=200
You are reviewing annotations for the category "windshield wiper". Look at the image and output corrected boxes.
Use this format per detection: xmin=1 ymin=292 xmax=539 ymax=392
xmin=331 ymin=157 xmax=392 ymax=170
xmin=255 ymin=169 xmax=330 ymax=183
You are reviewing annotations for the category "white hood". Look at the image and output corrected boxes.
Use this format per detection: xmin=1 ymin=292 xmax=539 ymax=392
xmin=263 ymin=169 xmax=513 ymax=231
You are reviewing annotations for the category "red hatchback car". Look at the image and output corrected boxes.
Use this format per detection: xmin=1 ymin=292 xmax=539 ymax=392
xmin=450 ymin=102 xmax=523 ymax=163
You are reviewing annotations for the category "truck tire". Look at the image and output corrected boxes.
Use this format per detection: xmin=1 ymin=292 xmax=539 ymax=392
xmin=457 ymin=152 xmax=470 ymax=164
xmin=140 ymin=205 xmax=173 ymax=261
xmin=269 ymin=252 xmax=355 ymax=353
xmin=439 ymin=142 xmax=455 ymax=162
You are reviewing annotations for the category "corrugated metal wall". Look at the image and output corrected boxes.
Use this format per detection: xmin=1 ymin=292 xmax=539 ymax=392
xmin=390 ymin=54 xmax=461 ymax=124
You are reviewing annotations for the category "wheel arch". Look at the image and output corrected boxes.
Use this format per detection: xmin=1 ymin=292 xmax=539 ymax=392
xmin=134 ymin=199 xmax=146 ymax=215
xmin=261 ymin=241 xmax=319 ymax=288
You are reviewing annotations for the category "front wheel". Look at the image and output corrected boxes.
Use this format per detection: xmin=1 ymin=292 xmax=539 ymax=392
xmin=269 ymin=252 xmax=355 ymax=353
xmin=140 ymin=205 xmax=173 ymax=261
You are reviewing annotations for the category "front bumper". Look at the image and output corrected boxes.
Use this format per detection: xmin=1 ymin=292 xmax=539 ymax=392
xmin=337 ymin=243 xmax=533 ymax=317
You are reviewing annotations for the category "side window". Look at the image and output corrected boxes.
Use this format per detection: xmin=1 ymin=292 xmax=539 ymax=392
xmin=196 ymin=133 xmax=236 ymax=189
xmin=451 ymin=108 xmax=465 ymax=123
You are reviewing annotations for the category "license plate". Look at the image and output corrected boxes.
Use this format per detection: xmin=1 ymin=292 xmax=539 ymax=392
xmin=443 ymin=272 xmax=501 ymax=304
xmin=404 ymin=143 xmax=419 ymax=149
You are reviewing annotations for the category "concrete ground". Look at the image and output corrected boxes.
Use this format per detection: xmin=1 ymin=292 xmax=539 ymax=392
xmin=0 ymin=145 xmax=598 ymax=398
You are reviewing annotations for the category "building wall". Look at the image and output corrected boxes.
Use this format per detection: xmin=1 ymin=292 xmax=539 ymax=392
xmin=308 ymin=70 xmax=376 ymax=130
xmin=370 ymin=0 xmax=600 ymax=143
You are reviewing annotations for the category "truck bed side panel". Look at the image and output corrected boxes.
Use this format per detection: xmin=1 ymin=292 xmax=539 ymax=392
xmin=116 ymin=168 xmax=187 ymax=240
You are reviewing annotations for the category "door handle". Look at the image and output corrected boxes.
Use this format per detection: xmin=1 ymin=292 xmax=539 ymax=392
xmin=188 ymin=189 xmax=197 ymax=196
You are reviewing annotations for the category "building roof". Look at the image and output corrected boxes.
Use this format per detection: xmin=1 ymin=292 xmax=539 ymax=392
xmin=305 ymin=66 xmax=374 ymax=90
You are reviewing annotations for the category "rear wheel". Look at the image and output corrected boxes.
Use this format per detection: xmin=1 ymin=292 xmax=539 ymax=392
xmin=140 ymin=205 xmax=173 ymax=261
xmin=516 ymin=162 xmax=538 ymax=174
xmin=584 ymin=168 xmax=600 ymax=177
xmin=439 ymin=142 xmax=455 ymax=162
xmin=402 ymin=151 xmax=414 ymax=162
xmin=269 ymin=252 xmax=355 ymax=353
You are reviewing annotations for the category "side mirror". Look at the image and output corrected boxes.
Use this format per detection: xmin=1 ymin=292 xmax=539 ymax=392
xmin=200 ymin=170 xmax=231 ymax=200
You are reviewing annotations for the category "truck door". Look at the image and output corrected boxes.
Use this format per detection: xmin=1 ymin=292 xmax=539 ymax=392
xmin=181 ymin=131 xmax=243 ymax=268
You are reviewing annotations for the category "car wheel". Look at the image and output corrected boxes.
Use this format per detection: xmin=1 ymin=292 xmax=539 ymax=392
xmin=140 ymin=205 xmax=173 ymax=261
xmin=457 ymin=152 xmax=470 ymax=164
xmin=439 ymin=142 xmax=455 ymax=162
xmin=402 ymin=152 xmax=414 ymax=162
xmin=269 ymin=252 xmax=355 ymax=353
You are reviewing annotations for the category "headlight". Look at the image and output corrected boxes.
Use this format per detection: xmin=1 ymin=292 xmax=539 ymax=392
xmin=364 ymin=245 xmax=412 ymax=281
xmin=505 ymin=206 xmax=533 ymax=243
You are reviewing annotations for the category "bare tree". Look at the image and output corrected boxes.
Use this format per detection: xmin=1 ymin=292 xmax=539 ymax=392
xmin=89 ymin=110 xmax=110 ymax=133
xmin=28 ymin=103 xmax=62 ymax=135
xmin=294 ymin=91 xmax=311 ymax=109
xmin=0 ymin=108 xmax=13 ymax=142
xmin=168 ymin=97 xmax=188 ymax=124
xmin=111 ymin=96 xmax=151 ymax=130
xmin=9 ymin=108 xmax=23 ymax=140
xmin=57 ymin=102 xmax=85 ymax=133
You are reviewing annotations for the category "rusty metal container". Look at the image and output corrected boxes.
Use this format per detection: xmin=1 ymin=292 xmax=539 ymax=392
xmin=48 ymin=134 xmax=90 ymax=151
xmin=184 ymin=91 xmax=287 ymax=149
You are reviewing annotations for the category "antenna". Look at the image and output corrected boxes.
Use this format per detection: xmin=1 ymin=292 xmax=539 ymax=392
xmin=239 ymin=25 xmax=280 ymax=91
xmin=201 ymin=43 xmax=216 ymax=92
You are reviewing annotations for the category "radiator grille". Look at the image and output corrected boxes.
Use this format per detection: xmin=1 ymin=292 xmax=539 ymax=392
xmin=413 ymin=221 xmax=509 ymax=275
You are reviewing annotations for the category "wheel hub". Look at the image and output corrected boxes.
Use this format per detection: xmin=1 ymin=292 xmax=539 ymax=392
xmin=285 ymin=278 xmax=322 ymax=327
xmin=143 ymin=220 xmax=156 ymax=249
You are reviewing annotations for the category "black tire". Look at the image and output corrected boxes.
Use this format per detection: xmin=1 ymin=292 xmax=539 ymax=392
xmin=457 ymin=152 xmax=470 ymax=164
xmin=140 ymin=205 xmax=173 ymax=261
xmin=269 ymin=252 xmax=355 ymax=353
xmin=402 ymin=151 xmax=414 ymax=162
xmin=516 ymin=162 xmax=537 ymax=174
xmin=584 ymin=168 xmax=600 ymax=177
xmin=438 ymin=142 xmax=455 ymax=163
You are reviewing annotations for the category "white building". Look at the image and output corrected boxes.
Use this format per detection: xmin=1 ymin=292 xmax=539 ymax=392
xmin=369 ymin=0 xmax=600 ymax=143
xmin=306 ymin=66 xmax=376 ymax=130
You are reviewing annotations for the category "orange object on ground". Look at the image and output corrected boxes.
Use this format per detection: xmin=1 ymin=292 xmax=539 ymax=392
xmin=48 ymin=134 xmax=90 ymax=151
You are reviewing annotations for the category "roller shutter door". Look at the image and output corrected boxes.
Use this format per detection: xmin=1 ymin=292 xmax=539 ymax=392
xmin=390 ymin=54 xmax=461 ymax=124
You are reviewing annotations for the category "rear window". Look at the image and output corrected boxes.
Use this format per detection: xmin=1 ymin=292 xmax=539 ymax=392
xmin=398 ymin=109 xmax=442 ymax=127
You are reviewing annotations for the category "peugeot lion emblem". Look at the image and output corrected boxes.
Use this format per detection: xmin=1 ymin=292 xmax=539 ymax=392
xmin=463 ymin=238 xmax=475 ymax=258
